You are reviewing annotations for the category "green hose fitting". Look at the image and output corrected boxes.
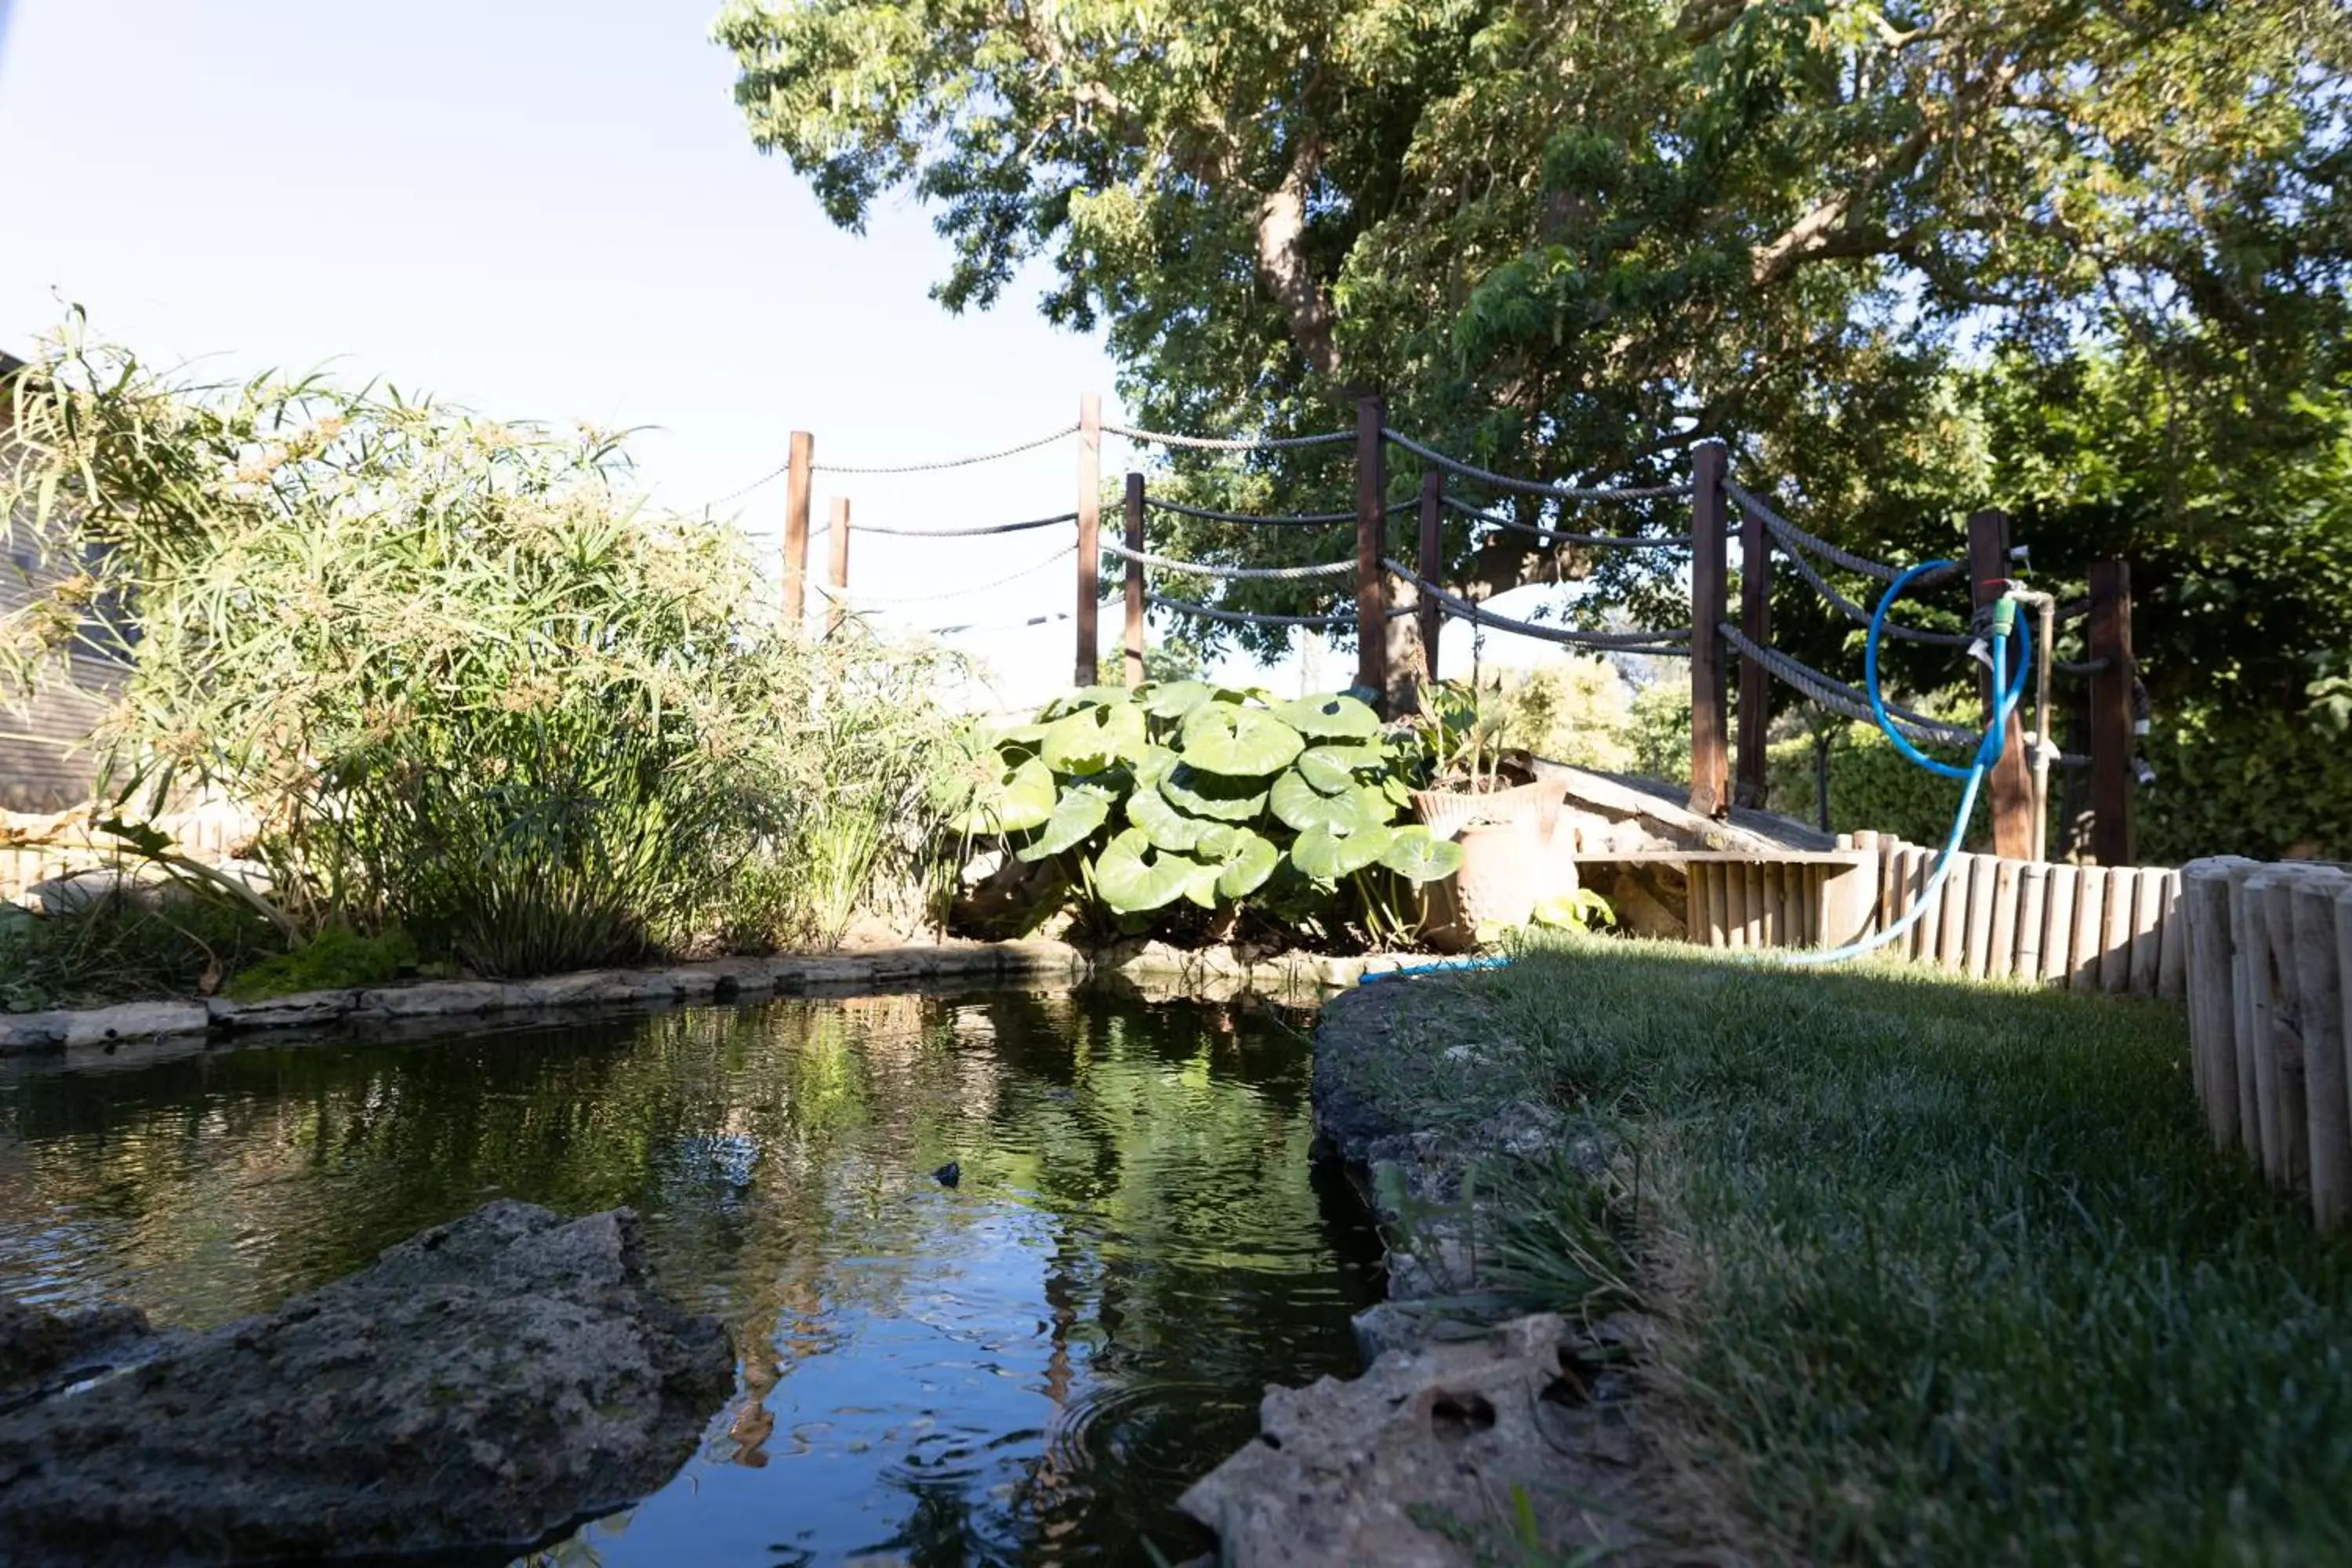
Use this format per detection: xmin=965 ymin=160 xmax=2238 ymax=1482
xmin=1991 ymin=593 xmax=2017 ymax=640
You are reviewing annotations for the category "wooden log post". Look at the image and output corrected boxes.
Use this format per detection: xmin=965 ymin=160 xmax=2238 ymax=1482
xmin=2107 ymin=869 xmax=2145 ymax=992
xmin=1989 ymin=857 xmax=2022 ymax=979
xmin=2070 ymin=865 xmax=2107 ymax=994
xmin=2129 ymin=866 xmax=2165 ymax=996
xmin=1736 ymin=481 xmax=1773 ymax=810
xmin=1688 ymin=439 xmax=1731 ymax=818
xmin=2293 ymin=871 xmax=2351 ymax=1228
xmin=1123 ymin=472 xmax=1147 ymax=688
xmin=1355 ymin=396 xmax=1389 ymax=709
xmin=2157 ymin=869 xmax=2188 ymax=1002
xmin=2257 ymin=872 xmax=2314 ymax=1197
xmin=2016 ymin=862 xmax=2049 ymax=981
xmin=1075 ymin=393 xmax=1102 ymax=687
xmin=2041 ymin=863 xmax=2078 ymax=985
xmin=1967 ymin=509 xmax=2035 ymax=858
xmin=2088 ymin=560 xmax=2136 ymax=866
xmin=825 ymin=496 xmax=851 ymax=637
xmin=2227 ymin=862 xmax=2270 ymax=1171
xmin=2182 ymin=858 xmax=2246 ymax=1151
xmin=1417 ymin=470 xmax=1444 ymax=695
xmin=783 ymin=430 xmax=814 ymax=629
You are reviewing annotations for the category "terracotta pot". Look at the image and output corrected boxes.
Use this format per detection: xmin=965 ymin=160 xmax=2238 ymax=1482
xmin=1451 ymin=818 xmax=1542 ymax=931
xmin=1411 ymin=775 xmax=1569 ymax=845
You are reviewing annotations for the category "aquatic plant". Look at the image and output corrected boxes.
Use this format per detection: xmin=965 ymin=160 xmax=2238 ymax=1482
xmin=949 ymin=681 xmax=1461 ymax=943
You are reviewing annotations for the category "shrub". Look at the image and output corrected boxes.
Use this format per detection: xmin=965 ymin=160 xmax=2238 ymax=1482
xmin=2 ymin=317 xmax=956 ymax=977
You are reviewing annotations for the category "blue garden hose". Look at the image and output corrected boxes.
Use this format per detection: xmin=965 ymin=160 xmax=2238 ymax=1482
xmin=1359 ymin=561 xmax=2029 ymax=984
xmin=1784 ymin=560 xmax=2029 ymax=965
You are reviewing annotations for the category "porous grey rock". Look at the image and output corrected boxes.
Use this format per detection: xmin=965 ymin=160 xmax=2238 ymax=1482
xmin=1180 ymin=1313 xmax=1653 ymax=1566
xmin=0 ymin=1011 xmax=72 ymax=1055
xmin=0 ymin=1300 xmax=157 ymax=1411
xmin=208 ymin=987 xmax=358 ymax=1031
xmin=0 ymin=1201 xmax=734 ymax=1566
xmin=352 ymin=978 xmax=515 ymax=1018
xmin=62 ymin=1001 xmax=209 ymax=1047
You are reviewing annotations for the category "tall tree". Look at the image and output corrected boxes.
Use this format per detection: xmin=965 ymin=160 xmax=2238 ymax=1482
xmin=717 ymin=0 xmax=2350 ymax=661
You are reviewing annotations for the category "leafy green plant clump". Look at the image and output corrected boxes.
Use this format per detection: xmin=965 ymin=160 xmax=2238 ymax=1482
xmin=1 ymin=318 xmax=958 ymax=982
xmin=952 ymin=682 xmax=1461 ymax=945
xmin=223 ymin=925 xmax=421 ymax=1001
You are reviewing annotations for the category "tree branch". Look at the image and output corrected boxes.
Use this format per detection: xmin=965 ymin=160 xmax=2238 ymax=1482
xmin=1256 ymin=141 xmax=1342 ymax=379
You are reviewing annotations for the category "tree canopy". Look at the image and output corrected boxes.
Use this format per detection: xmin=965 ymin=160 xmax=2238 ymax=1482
xmin=719 ymin=0 xmax=2352 ymax=851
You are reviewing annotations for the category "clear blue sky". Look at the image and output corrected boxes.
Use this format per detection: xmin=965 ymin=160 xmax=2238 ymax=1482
xmin=0 ymin=0 xmax=1591 ymax=700
xmin=0 ymin=0 xmax=1146 ymax=702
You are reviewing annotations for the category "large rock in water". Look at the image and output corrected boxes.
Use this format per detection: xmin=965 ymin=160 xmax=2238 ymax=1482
xmin=0 ymin=1201 xmax=734 ymax=1565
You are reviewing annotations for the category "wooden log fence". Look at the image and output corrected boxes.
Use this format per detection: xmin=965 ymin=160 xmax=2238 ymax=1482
xmin=1674 ymin=829 xmax=2188 ymax=1000
xmin=2178 ymin=857 xmax=2352 ymax=1228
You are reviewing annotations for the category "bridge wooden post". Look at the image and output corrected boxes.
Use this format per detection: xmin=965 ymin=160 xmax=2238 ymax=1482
xmin=1417 ymin=469 xmax=1444 ymax=695
xmin=1968 ymin=509 xmax=2035 ymax=858
xmin=1075 ymin=393 xmax=1102 ymax=687
xmin=783 ymin=430 xmax=813 ymax=630
xmin=1354 ymin=395 xmax=1388 ymax=708
xmin=1123 ymin=472 xmax=1147 ymax=688
xmin=1736 ymin=476 xmax=1773 ymax=809
xmin=1688 ymin=439 xmax=1730 ymax=818
xmin=825 ymin=495 xmax=851 ymax=637
xmin=2088 ymin=559 xmax=2136 ymax=866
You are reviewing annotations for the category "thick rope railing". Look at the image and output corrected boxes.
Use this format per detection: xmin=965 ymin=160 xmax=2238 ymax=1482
xmin=1099 ymin=538 xmax=1356 ymax=581
xmin=1382 ymin=428 xmax=1691 ymax=503
xmin=1143 ymin=495 xmax=1415 ymax=527
xmin=817 ymin=544 xmax=1076 ymax=605
xmin=1725 ymin=481 xmax=1962 ymax=590
xmin=1440 ymin=492 xmax=1697 ymax=550
xmin=848 ymin=511 xmax=1078 ymax=539
xmin=1383 ymin=561 xmax=1693 ymax=654
xmin=811 ymin=423 xmax=1080 ymax=475
xmin=697 ymin=463 xmax=790 ymax=510
xmin=1143 ymin=591 xmax=1404 ymax=629
xmin=1719 ymin=623 xmax=1980 ymax=748
xmin=1765 ymin=522 xmax=1976 ymax=648
xmin=1105 ymin=423 xmax=1352 ymax=452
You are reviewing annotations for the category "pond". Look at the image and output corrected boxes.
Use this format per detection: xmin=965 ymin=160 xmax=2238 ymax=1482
xmin=0 ymin=986 xmax=1384 ymax=1565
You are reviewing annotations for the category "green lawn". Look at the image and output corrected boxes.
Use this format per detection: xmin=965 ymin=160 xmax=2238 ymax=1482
xmin=1346 ymin=936 xmax=2352 ymax=1563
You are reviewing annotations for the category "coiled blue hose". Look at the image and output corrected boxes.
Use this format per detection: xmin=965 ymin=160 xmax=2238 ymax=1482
xmin=1784 ymin=560 xmax=2029 ymax=965
xmin=1359 ymin=561 xmax=2029 ymax=985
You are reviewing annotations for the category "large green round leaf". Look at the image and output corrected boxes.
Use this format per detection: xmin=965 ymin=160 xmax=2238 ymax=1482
xmin=1290 ymin=821 xmax=1396 ymax=880
xmin=1138 ymin=680 xmax=1216 ymax=722
xmin=1131 ymin=744 xmax=1181 ymax=790
xmin=1355 ymin=782 xmax=1400 ymax=826
xmin=1042 ymin=701 xmax=1148 ymax=775
xmin=1179 ymin=704 xmax=1304 ymax=775
xmin=1271 ymin=768 xmax=1371 ymax=833
xmin=1015 ymin=783 xmax=1114 ymax=862
xmin=1378 ymin=824 xmax=1465 ymax=884
xmin=1273 ymin=693 xmax=1381 ymax=739
xmin=1295 ymin=742 xmax=1387 ymax=795
xmin=1093 ymin=827 xmax=1203 ymax=913
xmin=955 ymin=754 xmax=1056 ymax=835
xmin=1200 ymin=826 xmax=1279 ymax=899
xmin=1040 ymin=685 xmax=1132 ymax=719
xmin=1160 ymin=763 xmax=1269 ymax=822
xmin=1126 ymin=783 xmax=1207 ymax=852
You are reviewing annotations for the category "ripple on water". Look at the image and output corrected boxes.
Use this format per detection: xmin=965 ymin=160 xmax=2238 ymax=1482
xmin=0 ymin=987 xmax=1385 ymax=1566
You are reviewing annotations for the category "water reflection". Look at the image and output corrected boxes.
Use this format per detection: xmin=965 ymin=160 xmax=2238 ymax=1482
xmin=0 ymin=987 xmax=1383 ymax=1564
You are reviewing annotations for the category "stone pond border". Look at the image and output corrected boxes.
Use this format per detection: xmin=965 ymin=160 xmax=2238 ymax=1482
xmin=0 ymin=939 xmax=1407 ymax=1060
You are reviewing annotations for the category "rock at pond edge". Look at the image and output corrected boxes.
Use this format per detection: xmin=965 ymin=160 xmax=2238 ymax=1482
xmin=0 ymin=1200 xmax=735 ymax=1566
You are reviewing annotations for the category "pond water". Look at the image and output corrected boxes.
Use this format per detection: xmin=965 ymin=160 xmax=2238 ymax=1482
xmin=0 ymin=987 xmax=1384 ymax=1565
